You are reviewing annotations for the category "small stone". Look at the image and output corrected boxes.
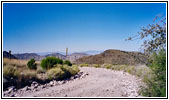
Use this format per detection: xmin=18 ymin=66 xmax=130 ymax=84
xmin=22 ymin=86 xmax=29 ymax=91
xmin=32 ymin=81 xmax=38 ymax=84
xmin=8 ymin=86 xmax=15 ymax=93
xmin=50 ymin=81 xmax=54 ymax=85
xmin=58 ymin=81 xmax=63 ymax=84
xmin=10 ymin=94 xmax=15 ymax=97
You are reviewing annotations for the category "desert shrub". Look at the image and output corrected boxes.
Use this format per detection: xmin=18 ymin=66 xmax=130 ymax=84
xmin=61 ymin=65 xmax=80 ymax=78
xmin=22 ymin=71 xmax=37 ymax=79
xmin=93 ymin=64 xmax=100 ymax=68
xmin=136 ymin=68 xmax=143 ymax=77
xmin=27 ymin=59 xmax=37 ymax=70
xmin=116 ymin=65 xmax=126 ymax=71
xmin=3 ymin=65 xmax=20 ymax=77
xmin=80 ymin=63 xmax=89 ymax=67
xmin=64 ymin=60 xmax=72 ymax=66
xmin=141 ymin=50 xmax=166 ymax=97
xmin=55 ymin=64 xmax=63 ymax=68
xmin=46 ymin=65 xmax=80 ymax=80
xmin=104 ymin=64 xmax=112 ymax=69
xmin=41 ymin=57 xmax=63 ymax=69
xmin=46 ymin=67 xmax=65 ymax=80
xmin=66 ymin=65 xmax=79 ymax=75
xmin=36 ymin=68 xmax=45 ymax=74
xmin=127 ymin=66 xmax=136 ymax=74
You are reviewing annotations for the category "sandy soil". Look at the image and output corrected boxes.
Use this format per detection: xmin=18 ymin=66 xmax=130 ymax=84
xmin=17 ymin=67 xmax=144 ymax=97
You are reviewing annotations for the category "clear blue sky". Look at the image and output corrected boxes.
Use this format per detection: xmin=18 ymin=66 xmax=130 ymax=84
xmin=3 ymin=3 xmax=166 ymax=53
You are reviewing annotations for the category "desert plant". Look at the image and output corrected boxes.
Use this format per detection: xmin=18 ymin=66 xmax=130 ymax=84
xmin=36 ymin=68 xmax=45 ymax=74
xmin=41 ymin=57 xmax=63 ymax=69
xmin=46 ymin=67 xmax=65 ymax=80
xmin=61 ymin=65 xmax=80 ymax=76
xmin=3 ymin=65 xmax=20 ymax=77
xmin=141 ymin=50 xmax=166 ymax=97
xmin=80 ymin=63 xmax=89 ymax=67
xmin=64 ymin=60 xmax=72 ymax=66
xmin=126 ymin=15 xmax=166 ymax=54
xmin=27 ymin=59 xmax=37 ymax=70
xmin=104 ymin=64 xmax=112 ymax=69
xmin=93 ymin=64 xmax=100 ymax=68
xmin=46 ymin=65 xmax=80 ymax=80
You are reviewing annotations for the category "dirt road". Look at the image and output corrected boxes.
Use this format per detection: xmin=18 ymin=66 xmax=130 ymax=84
xmin=16 ymin=67 xmax=144 ymax=97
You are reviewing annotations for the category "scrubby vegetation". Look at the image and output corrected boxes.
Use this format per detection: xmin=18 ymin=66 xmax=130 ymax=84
xmin=3 ymin=65 xmax=20 ymax=78
xmin=127 ymin=15 xmax=166 ymax=97
xmin=3 ymin=57 xmax=79 ymax=90
xmin=93 ymin=64 xmax=100 ymax=68
xmin=27 ymin=59 xmax=37 ymax=70
xmin=80 ymin=63 xmax=89 ymax=67
xmin=141 ymin=50 xmax=166 ymax=97
xmin=41 ymin=57 xmax=63 ymax=69
xmin=64 ymin=60 xmax=72 ymax=66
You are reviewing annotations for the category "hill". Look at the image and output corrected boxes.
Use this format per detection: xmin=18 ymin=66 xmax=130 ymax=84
xmin=13 ymin=52 xmax=89 ymax=62
xmin=13 ymin=53 xmax=43 ymax=61
xmin=3 ymin=51 xmax=17 ymax=59
xmin=75 ymin=49 xmax=148 ymax=65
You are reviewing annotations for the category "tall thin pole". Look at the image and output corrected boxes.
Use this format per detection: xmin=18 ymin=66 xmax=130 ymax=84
xmin=9 ymin=50 xmax=11 ymax=59
xmin=66 ymin=48 xmax=68 ymax=56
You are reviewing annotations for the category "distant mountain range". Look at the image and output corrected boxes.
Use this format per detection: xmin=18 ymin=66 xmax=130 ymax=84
xmin=3 ymin=49 xmax=148 ymax=65
xmin=36 ymin=50 xmax=103 ymax=56
xmin=3 ymin=51 xmax=89 ymax=62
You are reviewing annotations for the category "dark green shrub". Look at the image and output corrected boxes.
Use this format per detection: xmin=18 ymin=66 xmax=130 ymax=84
xmin=41 ymin=57 xmax=63 ymax=69
xmin=64 ymin=60 xmax=72 ymax=66
xmin=141 ymin=50 xmax=166 ymax=97
xmin=27 ymin=59 xmax=37 ymax=70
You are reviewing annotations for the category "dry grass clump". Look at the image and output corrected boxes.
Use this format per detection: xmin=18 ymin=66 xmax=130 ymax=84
xmin=93 ymin=64 xmax=100 ymax=68
xmin=3 ymin=65 xmax=20 ymax=77
xmin=46 ymin=65 xmax=80 ymax=80
xmin=47 ymin=67 xmax=65 ymax=80
xmin=80 ymin=63 xmax=89 ymax=67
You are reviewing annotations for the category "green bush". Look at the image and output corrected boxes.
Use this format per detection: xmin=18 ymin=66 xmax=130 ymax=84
xmin=27 ymin=59 xmax=37 ymax=70
xmin=141 ymin=50 xmax=166 ymax=97
xmin=41 ymin=57 xmax=63 ymax=69
xmin=64 ymin=60 xmax=72 ymax=66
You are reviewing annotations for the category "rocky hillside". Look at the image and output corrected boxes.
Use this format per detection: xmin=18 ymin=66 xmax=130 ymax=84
xmin=3 ymin=51 xmax=17 ymax=59
xmin=12 ymin=52 xmax=89 ymax=61
xmin=75 ymin=49 xmax=148 ymax=65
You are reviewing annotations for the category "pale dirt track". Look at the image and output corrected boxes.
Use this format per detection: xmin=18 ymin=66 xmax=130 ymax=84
xmin=20 ymin=67 xmax=144 ymax=97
